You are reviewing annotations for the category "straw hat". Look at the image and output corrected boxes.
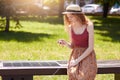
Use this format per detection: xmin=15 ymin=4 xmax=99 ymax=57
xmin=62 ymin=4 xmax=82 ymax=14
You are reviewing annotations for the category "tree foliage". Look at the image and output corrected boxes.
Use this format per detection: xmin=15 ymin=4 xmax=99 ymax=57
xmin=95 ymin=0 xmax=120 ymax=7
xmin=0 ymin=0 xmax=15 ymax=31
xmin=0 ymin=0 xmax=15 ymax=17
xmin=0 ymin=0 xmax=65 ymax=31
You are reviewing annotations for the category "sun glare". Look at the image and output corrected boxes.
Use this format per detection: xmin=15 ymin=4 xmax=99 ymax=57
xmin=11 ymin=0 xmax=59 ymax=15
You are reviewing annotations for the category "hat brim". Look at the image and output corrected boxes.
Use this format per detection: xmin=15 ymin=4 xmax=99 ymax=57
xmin=62 ymin=11 xmax=83 ymax=14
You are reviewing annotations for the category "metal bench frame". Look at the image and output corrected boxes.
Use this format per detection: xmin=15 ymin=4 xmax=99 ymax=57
xmin=0 ymin=60 xmax=120 ymax=80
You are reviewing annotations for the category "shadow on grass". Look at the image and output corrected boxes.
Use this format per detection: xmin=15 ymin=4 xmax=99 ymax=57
xmin=0 ymin=31 xmax=56 ymax=42
xmin=90 ymin=16 xmax=120 ymax=42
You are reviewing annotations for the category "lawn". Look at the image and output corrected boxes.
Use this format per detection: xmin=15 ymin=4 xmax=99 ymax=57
xmin=0 ymin=16 xmax=120 ymax=80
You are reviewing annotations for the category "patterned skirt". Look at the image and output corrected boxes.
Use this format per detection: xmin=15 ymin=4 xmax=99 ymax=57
xmin=67 ymin=47 xmax=97 ymax=80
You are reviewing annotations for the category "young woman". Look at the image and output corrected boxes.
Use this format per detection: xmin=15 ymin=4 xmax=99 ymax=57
xmin=58 ymin=4 xmax=97 ymax=80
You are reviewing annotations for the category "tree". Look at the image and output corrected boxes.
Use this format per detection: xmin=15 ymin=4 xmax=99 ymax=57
xmin=103 ymin=0 xmax=110 ymax=18
xmin=95 ymin=0 xmax=120 ymax=18
xmin=0 ymin=0 xmax=15 ymax=32
xmin=59 ymin=0 xmax=64 ymax=17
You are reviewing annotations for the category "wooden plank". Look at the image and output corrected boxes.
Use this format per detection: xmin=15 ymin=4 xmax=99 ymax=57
xmin=115 ymin=74 xmax=120 ymax=80
xmin=0 ymin=60 xmax=120 ymax=80
xmin=2 ymin=75 xmax=33 ymax=80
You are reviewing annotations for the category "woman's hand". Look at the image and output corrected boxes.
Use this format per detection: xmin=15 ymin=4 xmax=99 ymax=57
xmin=69 ymin=59 xmax=79 ymax=67
xmin=57 ymin=39 xmax=67 ymax=46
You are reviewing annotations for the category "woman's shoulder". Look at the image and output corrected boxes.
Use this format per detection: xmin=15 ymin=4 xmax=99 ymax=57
xmin=86 ymin=21 xmax=94 ymax=32
xmin=88 ymin=21 xmax=93 ymax=27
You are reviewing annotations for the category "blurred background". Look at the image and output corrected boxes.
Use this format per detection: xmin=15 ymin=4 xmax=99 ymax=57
xmin=0 ymin=0 xmax=120 ymax=31
xmin=0 ymin=0 xmax=120 ymax=80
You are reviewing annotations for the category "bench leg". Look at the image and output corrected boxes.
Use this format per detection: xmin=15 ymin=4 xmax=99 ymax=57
xmin=115 ymin=74 xmax=120 ymax=80
xmin=2 ymin=75 xmax=33 ymax=80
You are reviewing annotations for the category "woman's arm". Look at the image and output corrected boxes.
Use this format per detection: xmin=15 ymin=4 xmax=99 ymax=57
xmin=57 ymin=36 xmax=74 ymax=49
xmin=58 ymin=25 xmax=73 ymax=49
xmin=77 ymin=22 xmax=94 ymax=62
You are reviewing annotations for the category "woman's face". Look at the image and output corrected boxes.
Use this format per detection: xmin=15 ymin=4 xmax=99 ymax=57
xmin=66 ymin=14 xmax=77 ymax=23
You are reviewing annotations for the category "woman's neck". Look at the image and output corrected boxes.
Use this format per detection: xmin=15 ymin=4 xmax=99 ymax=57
xmin=70 ymin=22 xmax=86 ymax=35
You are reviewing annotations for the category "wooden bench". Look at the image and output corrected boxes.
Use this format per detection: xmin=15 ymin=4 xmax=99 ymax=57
xmin=0 ymin=60 xmax=120 ymax=80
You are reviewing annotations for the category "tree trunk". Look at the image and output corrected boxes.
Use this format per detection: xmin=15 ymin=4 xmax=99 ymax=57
xmin=76 ymin=0 xmax=80 ymax=6
xmin=73 ymin=0 xmax=76 ymax=4
xmin=103 ymin=2 xmax=109 ymax=18
xmin=5 ymin=16 xmax=10 ymax=32
xmin=59 ymin=0 xmax=64 ymax=17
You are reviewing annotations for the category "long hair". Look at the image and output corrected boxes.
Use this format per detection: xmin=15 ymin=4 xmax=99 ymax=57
xmin=63 ymin=13 xmax=89 ymax=32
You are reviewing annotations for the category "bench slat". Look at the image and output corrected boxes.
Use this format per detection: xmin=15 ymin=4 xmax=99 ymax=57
xmin=0 ymin=60 xmax=120 ymax=75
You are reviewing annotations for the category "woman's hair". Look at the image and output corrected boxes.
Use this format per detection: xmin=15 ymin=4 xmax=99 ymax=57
xmin=63 ymin=13 xmax=89 ymax=32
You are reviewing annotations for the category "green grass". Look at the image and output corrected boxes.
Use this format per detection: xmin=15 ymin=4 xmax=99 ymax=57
xmin=0 ymin=16 xmax=120 ymax=80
